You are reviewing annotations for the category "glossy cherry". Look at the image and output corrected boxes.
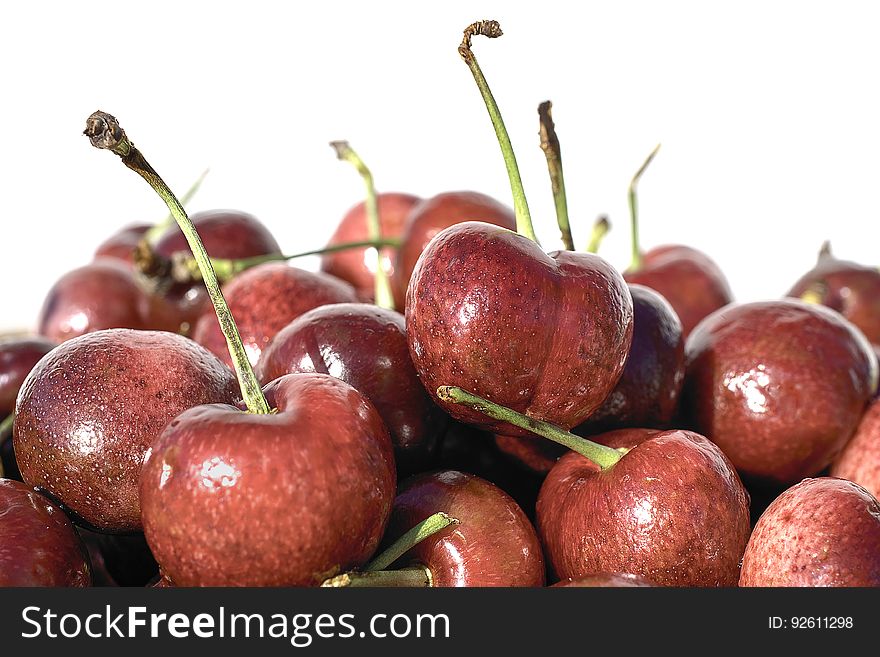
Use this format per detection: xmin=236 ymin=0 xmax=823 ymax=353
xmin=0 ymin=335 xmax=56 ymax=417
xmin=140 ymin=373 xmax=396 ymax=586
xmin=0 ymin=478 xmax=91 ymax=587
xmin=624 ymin=245 xmax=733 ymax=338
xmin=383 ymin=470 xmax=545 ymax=586
xmin=38 ymin=258 xmax=185 ymax=342
xmin=537 ymin=428 xmax=751 ymax=587
xmin=321 ymin=193 xmax=421 ymax=302
xmin=740 ymin=477 xmax=880 ymax=587
xmin=787 ymin=243 xmax=880 ymax=345
xmin=407 ymin=221 xmax=633 ymax=436
xmin=683 ymin=299 xmax=877 ymax=485
xmin=191 ymin=262 xmax=359 ymax=368
xmin=830 ymin=396 xmax=880 ymax=500
xmin=256 ymin=302 xmax=446 ymax=474
xmin=14 ymin=329 xmax=239 ymax=532
xmin=393 ymin=191 xmax=516 ymax=308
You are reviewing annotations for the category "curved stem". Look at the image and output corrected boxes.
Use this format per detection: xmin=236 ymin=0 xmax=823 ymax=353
xmin=436 ymin=386 xmax=624 ymax=470
xmin=144 ymin=168 xmax=210 ymax=245
xmin=84 ymin=112 xmax=270 ymax=415
xmin=168 ymin=238 xmax=402 ymax=285
xmin=459 ymin=20 xmax=538 ymax=244
xmin=365 ymin=512 xmax=458 ymax=572
xmin=330 ymin=141 xmax=395 ymax=310
xmin=538 ymin=101 xmax=573 ymax=250
xmin=628 ymin=143 xmax=661 ymax=272
xmin=585 ymin=215 xmax=610 ymax=254
xmin=322 ymin=567 xmax=432 ymax=588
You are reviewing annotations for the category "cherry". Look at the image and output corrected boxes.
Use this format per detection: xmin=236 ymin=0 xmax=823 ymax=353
xmin=38 ymin=258 xmax=185 ymax=342
xmin=787 ymin=241 xmax=880 ymax=346
xmin=256 ymin=302 xmax=446 ymax=474
xmin=326 ymin=470 xmax=545 ymax=587
xmin=740 ymin=477 xmax=880 ymax=587
xmin=0 ymin=478 xmax=91 ymax=587
xmin=191 ymin=262 xmax=359 ymax=369
xmin=14 ymin=329 xmax=239 ymax=532
xmin=440 ymin=389 xmax=751 ymax=587
xmin=683 ymin=299 xmax=877 ymax=485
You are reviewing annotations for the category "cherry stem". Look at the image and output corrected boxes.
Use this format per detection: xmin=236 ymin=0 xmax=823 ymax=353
xmin=84 ymin=111 xmax=271 ymax=415
xmin=330 ymin=141 xmax=395 ymax=310
xmin=436 ymin=386 xmax=625 ymax=470
xmin=0 ymin=414 xmax=12 ymax=439
xmin=167 ymin=238 xmax=402 ymax=285
xmin=322 ymin=567 xmax=433 ymax=588
xmin=365 ymin=512 xmax=459 ymax=572
xmin=585 ymin=215 xmax=611 ymax=254
xmin=143 ymin=168 xmax=210 ymax=245
xmin=818 ymin=240 xmax=832 ymax=261
xmin=628 ymin=143 xmax=661 ymax=272
xmin=538 ymin=101 xmax=573 ymax=250
xmin=459 ymin=20 xmax=538 ymax=244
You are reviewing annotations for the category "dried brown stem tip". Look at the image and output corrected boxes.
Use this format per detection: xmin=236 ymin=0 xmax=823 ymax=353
xmin=538 ymin=101 xmax=560 ymax=157
xmin=459 ymin=20 xmax=503 ymax=60
xmin=329 ymin=140 xmax=351 ymax=159
xmin=84 ymin=111 xmax=131 ymax=156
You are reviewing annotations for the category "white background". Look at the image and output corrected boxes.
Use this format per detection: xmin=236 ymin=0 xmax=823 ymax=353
xmin=2 ymin=1 xmax=879 ymax=331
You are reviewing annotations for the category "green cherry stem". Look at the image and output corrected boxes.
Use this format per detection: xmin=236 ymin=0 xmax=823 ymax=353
xmin=320 ymin=512 xmax=458 ymax=588
xmin=330 ymin=141 xmax=395 ymax=310
xmin=459 ymin=20 xmax=538 ymax=244
xmin=585 ymin=215 xmax=611 ymax=254
xmin=538 ymin=101 xmax=573 ymax=250
xmin=0 ymin=414 xmax=13 ymax=439
xmin=84 ymin=111 xmax=271 ymax=415
xmin=322 ymin=567 xmax=433 ymax=588
xmin=628 ymin=143 xmax=661 ymax=272
xmin=436 ymin=386 xmax=625 ymax=470
xmin=365 ymin=512 xmax=459 ymax=572
xmin=144 ymin=168 xmax=210 ymax=245
xmin=168 ymin=238 xmax=402 ymax=285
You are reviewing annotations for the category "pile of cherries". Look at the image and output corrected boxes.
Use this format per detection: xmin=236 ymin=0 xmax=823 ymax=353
xmin=2 ymin=20 xmax=879 ymax=589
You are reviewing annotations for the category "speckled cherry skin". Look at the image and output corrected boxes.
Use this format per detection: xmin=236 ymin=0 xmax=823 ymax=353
xmin=551 ymin=573 xmax=654 ymax=587
xmin=407 ymin=221 xmax=633 ymax=437
xmin=38 ymin=259 xmax=184 ymax=342
xmin=576 ymin=285 xmax=685 ymax=436
xmin=831 ymin=397 xmax=880 ymax=500
xmin=0 ymin=479 xmax=91 ymax=587
xmin=0 ymin=336 xmax=56 ymax=416
xmin=94 ymin=223 xmax=151 ymax=264
xmin=256 ymin=303 xmax=446 ymax=474
xmin=13 ymin=329 xmax=239 ymax=533
xmin=192 ymin=263 xmax=359 ymax=369
xmin=140 ymin=373 xmax=396 ymax=587
xmin=388 ymin=470 xmax=545 ymax=587
xmin=683 ymin=299 xmax=878 ymax=485
xmin=740 ymin=477 xmax=880 ymax=586
xmin=321 ymin=193 xmax=421 ymax=302
xmin=788 ymin=249 xmax=880 ymax=345
xmin=624 ymin=245 xmax=733 ymax=337
xmin=394 ymin=191 xmax=516 ymax=309
xmin=536 ymin=428 xmax=751 ymax=587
